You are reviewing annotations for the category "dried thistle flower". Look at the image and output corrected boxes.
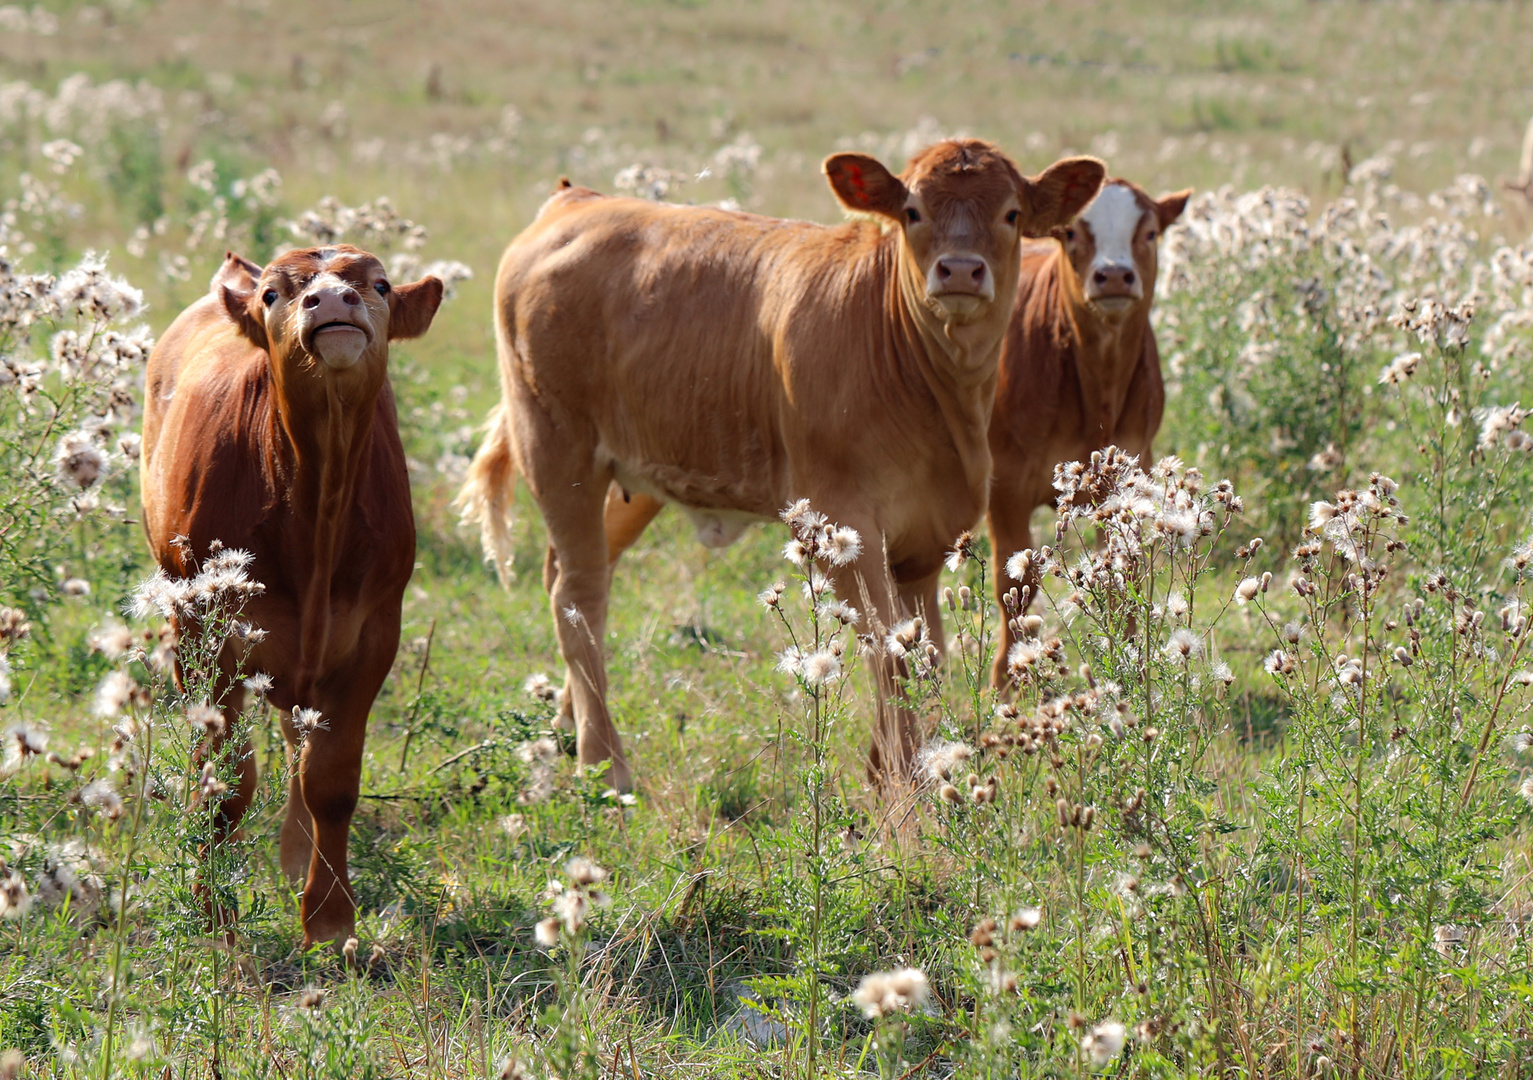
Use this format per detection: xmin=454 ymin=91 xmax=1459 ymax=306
xmin=0 ymin=607 xmax=31 ymax=645
xmin=800 ymin=648 xmax=841 ymax=686
xmin=51 ymin=428 xmax=110 ymax=490
xmin=81 ymin=779 xmax=123 ymax=821
xmin=1082 ymin=1019 xmax=1126 ymax=1067
xmin=823 ymin=525 xmax=862 ymax=566
xmin=497 ymin=1058 xmax=531 ymax=1080
xmin=197 ymin=761 xmax=228 ymax=799
xmin=87 ymin=622 xmax=134 ymax=660
xmin=852 ymin=967 xmax=929 ymax=1019
xmin=290 ymin=706 xmax=327 ymax=738
xmin=1010 ymin=906 xmax=1042 ymax=932
xmin=565 ymin=857 xmax=608 ymax=886
xmin=1163 ymin=628 xmax=1201 ymax=662
xmin=92 ymin=671 xmax=137 ymax=718
xmin=186 ymin=703 xmax=224 ymax=737
xmin=915 ymin=737 xmax=973 ymax=783
xmin=0 ymin=863 xmax=32 ymax=920
xmin=534 ymin=916 xmax=561 ymax=948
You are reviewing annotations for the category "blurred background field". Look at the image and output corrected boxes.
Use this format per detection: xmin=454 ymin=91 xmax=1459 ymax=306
xmin=8 ymin=1 xmax=1533 ymax=1076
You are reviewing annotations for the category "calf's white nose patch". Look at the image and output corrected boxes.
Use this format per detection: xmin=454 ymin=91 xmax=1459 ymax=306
xmin=1079 ymin=183 xmax=1145 ymax=299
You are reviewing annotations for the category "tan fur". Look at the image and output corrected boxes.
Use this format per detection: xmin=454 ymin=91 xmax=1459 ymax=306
xmin=459 ymin=142 xmax=1105 ymax=788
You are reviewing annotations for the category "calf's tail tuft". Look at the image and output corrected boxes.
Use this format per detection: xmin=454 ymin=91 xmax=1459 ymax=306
xmin=454 ymin=403 xmax=519 ymax=587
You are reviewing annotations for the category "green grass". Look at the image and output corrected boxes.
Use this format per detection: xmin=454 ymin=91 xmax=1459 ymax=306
xmin=7 ymin=1 xmax=1533 ymax=1076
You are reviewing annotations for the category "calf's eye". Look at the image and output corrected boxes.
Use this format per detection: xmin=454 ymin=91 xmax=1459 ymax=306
xmin=905 ymin=207 xmax=921 ymax=224
xmin=374 ymin=280 xmax=391 ymax=296
xmin=1005 ymin=209 xmax=1020 ymax=226
xmin=262 ymin=289 xmax=278 ymax=306
xmin=1146 ymin=230 xmax=1158 ymax=242
xmin=1064 ymin=228 xmax=1076 ymax=241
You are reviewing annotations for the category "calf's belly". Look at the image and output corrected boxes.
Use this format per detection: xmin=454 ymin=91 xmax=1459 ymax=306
xmin=609 ymin=456 xmax=776 ymax=548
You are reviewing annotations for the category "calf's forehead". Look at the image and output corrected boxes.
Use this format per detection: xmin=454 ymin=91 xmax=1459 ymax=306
xmin=263 ymin=246 xmax=385 ymax=289
xmin=1078 ymin=183 xmax=1149 ymax=259
xmin=904 ymin=140 xmax=1022 ymax=213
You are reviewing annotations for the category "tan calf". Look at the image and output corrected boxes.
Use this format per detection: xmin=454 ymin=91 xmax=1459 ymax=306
xmin=458 ymin=141 xmax=1104 ymax=788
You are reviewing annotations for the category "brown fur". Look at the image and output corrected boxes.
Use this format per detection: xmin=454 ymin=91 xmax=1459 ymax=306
xmin=140 ymin=246 xmax=442 ymax=946
xmin=458 ymin=141 xmax=1104 ymax=788
xmin=985 ymin=180 xmax=1190 ymax=685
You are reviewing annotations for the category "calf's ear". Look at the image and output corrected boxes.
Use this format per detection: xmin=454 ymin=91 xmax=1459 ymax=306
xmin=1017 ymin=156 xmax=1106 ymax=238
xmin=210 ymin=250 xmax=262 ymax=294
xmin=1155 ymin=189 xmax=1193 ymax=231
xmin=387 ymin=276 xmax=444 ymax=341
xmin=220 ymin=282 xmax=270 ymax=352
xmin=823 ymin=153 xmax=909 ymax=220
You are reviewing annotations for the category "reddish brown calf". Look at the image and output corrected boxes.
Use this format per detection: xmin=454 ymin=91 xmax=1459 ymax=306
xmin=141 ymin=245 xmax=441 ymax=945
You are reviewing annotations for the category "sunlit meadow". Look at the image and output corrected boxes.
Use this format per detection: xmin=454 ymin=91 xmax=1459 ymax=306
xmin=7 ymin=1 xmax=1533 ymax=1076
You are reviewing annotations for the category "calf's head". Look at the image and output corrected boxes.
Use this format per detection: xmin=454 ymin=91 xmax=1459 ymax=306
xmin=220 ymin=245 xmax=443 ymax=380
xmin=1054 ymin=180 xmax=1191 ymax=315
xmin=824 ymin=140 xmax=1104 ymax=326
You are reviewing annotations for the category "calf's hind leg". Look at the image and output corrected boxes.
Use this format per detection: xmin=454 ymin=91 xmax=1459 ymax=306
xmin=191 ymin=666 xmax=259 ymax=932
xmin=604 ymin=484 xmax=665 ymax=567
xmin=546 ymin=484 xmax=664 ymax=740
xmin=522 ymin=439 xmax=632 ymax=790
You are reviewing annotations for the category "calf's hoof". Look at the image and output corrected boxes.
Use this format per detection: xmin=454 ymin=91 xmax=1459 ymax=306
xmin=599 ymin=757 xmax=633 ymax=795
xmin=302 ymin=919 xmax=357 ymax=952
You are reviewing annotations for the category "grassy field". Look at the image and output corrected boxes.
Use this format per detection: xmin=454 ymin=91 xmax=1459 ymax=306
xmin=8 ymin=1 xmax=1533 ymax=1077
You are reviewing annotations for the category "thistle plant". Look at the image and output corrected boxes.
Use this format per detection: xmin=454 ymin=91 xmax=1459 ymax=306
xmin=531 ymin=856 xmax=613 ymax=1080
xmin=909 ymin=449 xmax=1254 ymax=1073
xmin=0 ymin=246 xmax=151 ymax=611
xmin=850 ymin=966 xmax=930 ymax=1079
xmin=754 ymin=499 xmax=865 ymax=1078
xmin=1 ymin=545 xmax=279 ymax=1076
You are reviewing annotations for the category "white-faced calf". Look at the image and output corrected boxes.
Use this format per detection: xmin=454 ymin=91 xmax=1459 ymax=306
xmin=985 ymin=178 xmax=1190 ymax=685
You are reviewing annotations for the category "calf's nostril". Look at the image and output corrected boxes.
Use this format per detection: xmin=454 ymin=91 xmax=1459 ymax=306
xmin=1094 ymin=270 xmax=1107 ymax=285
xmin=937 ymin=263 xmax=951 ymax=280
xmin=343 ymin=290 xmax=360 ymax=305
xmin=302 ymin=294 xmax=320 ymax=309
xmin=1123 ymin=271 xmax=1136 ymax=286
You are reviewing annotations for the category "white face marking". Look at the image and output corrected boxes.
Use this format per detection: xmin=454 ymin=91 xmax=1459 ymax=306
xmin=1078 ymin=183 xmax=1145 ymax=298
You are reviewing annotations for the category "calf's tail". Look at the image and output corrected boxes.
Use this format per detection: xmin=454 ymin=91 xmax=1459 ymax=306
xmin=455 ymin=402 xmax=519 ymax=587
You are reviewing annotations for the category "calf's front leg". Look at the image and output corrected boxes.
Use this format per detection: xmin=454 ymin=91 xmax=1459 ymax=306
xmin=987 ymin=491 xmax=1043 ymax=691
xmin=829 ymin=532 xmax=927 ymax=785
xmin=292 ymin=617 xmax=399 ymax=948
